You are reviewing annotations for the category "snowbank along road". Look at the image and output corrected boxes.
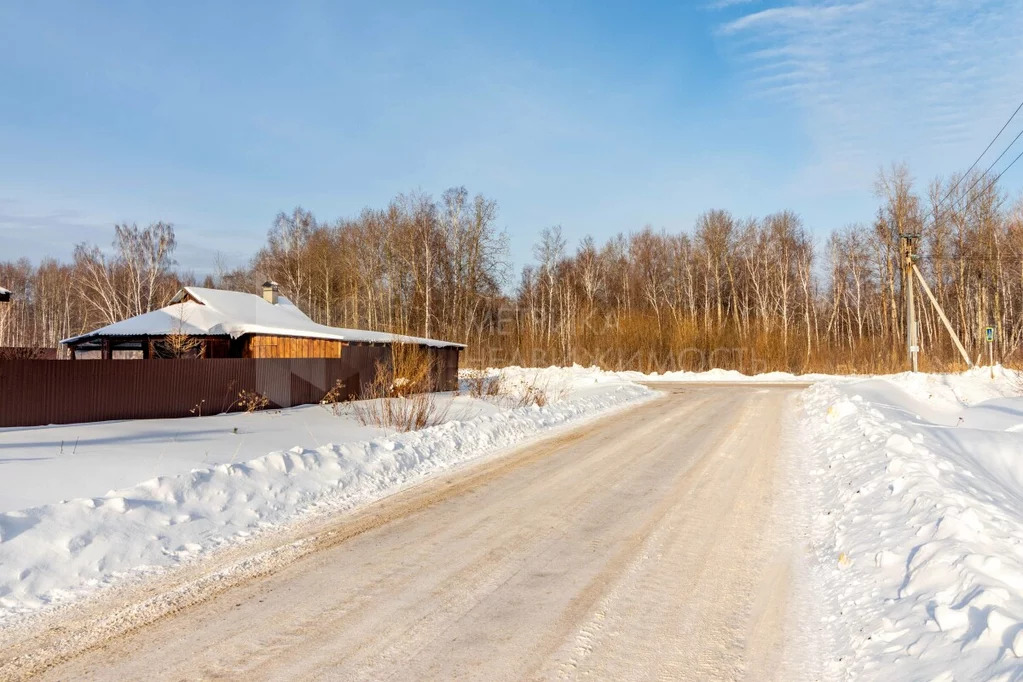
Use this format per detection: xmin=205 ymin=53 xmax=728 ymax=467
xmin=3 ymin=384 xmax=807 ymax=681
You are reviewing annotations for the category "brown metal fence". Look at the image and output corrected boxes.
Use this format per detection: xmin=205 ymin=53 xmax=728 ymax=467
xmin=434 ymin=346 xmax=460 ymax=393
xmin=0 ymin=344 xmax=462 ymax=428
xmin=0 ymin=355 xmax=387 ymax=427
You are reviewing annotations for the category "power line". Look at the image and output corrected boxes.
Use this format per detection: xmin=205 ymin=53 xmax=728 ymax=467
xmin=916 ymin=145 xmax=1023 ymax=262
xmin=934 ymin=142 xmax=1023 ymax=228
xmin=989 ymin=143 xmax=1023 ymax=186
xmin=922 ymin=95 xmax=1023 ymax=227
xmin=953 ymin=98 xmax=1023 ymax=188
xmin=950 ymin=126 xmax=1023 ymax=204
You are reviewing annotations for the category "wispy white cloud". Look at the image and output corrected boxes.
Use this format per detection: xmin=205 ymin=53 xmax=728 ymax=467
xmin=720 ymin=2 xmax=869 ymax=33
xmin=715 ymin=0 xmax=1023 ymax=193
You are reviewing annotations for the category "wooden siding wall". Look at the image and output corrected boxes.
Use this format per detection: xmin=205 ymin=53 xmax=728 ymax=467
xmin=244 ymin=334 xmax=343 ymax=359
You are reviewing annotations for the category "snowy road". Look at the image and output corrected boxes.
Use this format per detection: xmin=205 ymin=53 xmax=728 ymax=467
xmin=6 ymin=384 xmax=806 ymax=681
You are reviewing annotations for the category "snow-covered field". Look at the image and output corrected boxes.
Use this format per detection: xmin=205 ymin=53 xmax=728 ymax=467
xmin=0 ymin=366 xmax=652 ymax=624
xmin=803 ymin=367 xmax=1023 ymax=680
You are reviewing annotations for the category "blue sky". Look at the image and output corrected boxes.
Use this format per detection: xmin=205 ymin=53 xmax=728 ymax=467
xmin=2 ymin=0 xmax=1022 ymax=279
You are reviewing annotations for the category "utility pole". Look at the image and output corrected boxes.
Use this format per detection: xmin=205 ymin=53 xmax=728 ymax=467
xmin=901 ymin=233 xmax=920 ymax=372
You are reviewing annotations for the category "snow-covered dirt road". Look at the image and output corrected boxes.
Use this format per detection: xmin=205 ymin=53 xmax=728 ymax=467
xmin=4 ymin=384 xmax=807 ymax=681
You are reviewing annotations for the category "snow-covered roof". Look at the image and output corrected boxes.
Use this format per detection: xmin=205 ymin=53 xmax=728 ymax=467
xmin=0 ymin=287 xmax=10 ymax=295
xmin=62 ymin=286 xmax=465 ymax=349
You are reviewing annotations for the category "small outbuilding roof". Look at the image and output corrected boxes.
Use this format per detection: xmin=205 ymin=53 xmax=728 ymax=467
xmin=62 ymin=286 xmax=465 ymax=349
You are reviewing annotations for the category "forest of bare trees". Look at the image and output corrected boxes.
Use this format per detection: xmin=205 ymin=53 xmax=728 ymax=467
xmin=4 ymin=165 xmax=1023 ymax=374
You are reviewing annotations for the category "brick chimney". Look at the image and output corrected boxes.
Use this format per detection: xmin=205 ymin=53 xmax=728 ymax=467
xmin=262 ymin=281 xmax=279 ymax=305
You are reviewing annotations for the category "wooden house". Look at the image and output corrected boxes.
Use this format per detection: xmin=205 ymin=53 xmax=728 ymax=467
xmin=61 ymin=283 xmax=464 ymax=380
xmin=0 ymin=287 xmax=10 ymax=303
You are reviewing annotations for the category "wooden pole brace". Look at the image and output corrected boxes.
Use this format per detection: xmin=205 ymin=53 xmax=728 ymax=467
xmin=911 ymin=264 xmax=973 ymax=368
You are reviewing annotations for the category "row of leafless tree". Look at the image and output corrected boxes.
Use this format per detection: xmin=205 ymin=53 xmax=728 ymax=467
xmin=3 ymin=170 xmax=1022 ymax=372
xmin=0 ymin=222 xmax=180 ymax=350
xmin=248 ymin=187 xmax=508 ymax=348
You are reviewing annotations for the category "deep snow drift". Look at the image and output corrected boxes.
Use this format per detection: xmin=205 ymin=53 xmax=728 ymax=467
xmin=803 ymin=367 xmax=1023 ymax=680
xmin=0 ymin=366 xmax=652 ymax=624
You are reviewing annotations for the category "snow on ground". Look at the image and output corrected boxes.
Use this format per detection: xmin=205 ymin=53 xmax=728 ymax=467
xmin=0 ymin=366 xmax=641 ymax=513
xmin=0 ymin=406 xmax=385 ymax=513
xmin=0 ymin=366 xmax=652 ymax=624
xmin=12 ymin=358 xmax=1023 ymax=680
xmin=803 ymin=366 xmax=1023 ymax=680
xmin=617 ymin=367 xmax=835 ymax=383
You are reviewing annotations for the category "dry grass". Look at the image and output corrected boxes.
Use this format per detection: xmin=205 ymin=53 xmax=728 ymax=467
xmin=466 ymin=313 xmax=936 ymax=376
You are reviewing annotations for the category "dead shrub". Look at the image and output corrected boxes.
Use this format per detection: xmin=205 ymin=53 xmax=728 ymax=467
xmin=0 ymin=347 xmax=50 ymax=359
xmin=157 ymin=333 xmax=203 ymax=358
xmin=517 ymin=382 xmax=549 ymax=408
xmin=389 ymin=342 xmax=436 ymax=395
xmin=459 ymin=369 xmax=566 ymax=409
xmin=462 ymin=368 xmax=505 ymax=399
xmin=354 ymin=390 xmax=450 ymax=432
xmin=513 ymin=374 xmax=567 ymax=408
xmin=321 ymin=379 xmax=348 ymax=416
xmin=462 ymin=368 xmax=486 ymax=397
xmin=353 ymin=344 xmax=449 ymax=431
xmin=236 ymin=389 xmax=270 ymax=413
xmin=509 ymin=372 xmax=568 ymax=408
xmin=156 ymin=303 xmax=204 ymax=358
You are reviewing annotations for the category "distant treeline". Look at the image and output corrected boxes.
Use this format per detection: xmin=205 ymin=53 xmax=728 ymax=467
xmin=2 ymin=164 xmax=1022 ymax=373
